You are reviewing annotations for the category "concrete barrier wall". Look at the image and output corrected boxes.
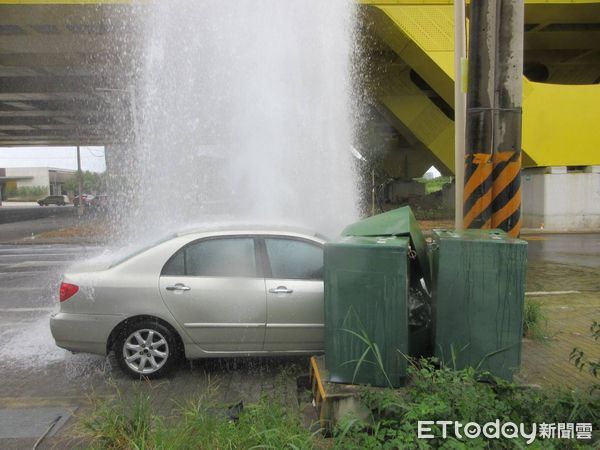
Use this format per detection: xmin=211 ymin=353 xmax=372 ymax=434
xmin=522 ymin=166 xmax=600 ymax=231
xmin=428 ymin=167 xmax=600 ymax=232
xmin=0 ymin=206 xmax=75 ymax=225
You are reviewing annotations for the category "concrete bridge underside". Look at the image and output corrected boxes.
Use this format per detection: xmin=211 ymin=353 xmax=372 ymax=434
xmin=0 ymin=1 xmax=598 ymax=180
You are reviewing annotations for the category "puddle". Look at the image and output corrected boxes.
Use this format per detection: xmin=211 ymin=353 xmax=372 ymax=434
xmin=0 ymin=314 xmax=65 ymax=368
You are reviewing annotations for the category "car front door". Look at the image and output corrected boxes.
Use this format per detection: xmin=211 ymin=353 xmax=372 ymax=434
xmin=261 ymin=237 xmax=324 ymax=352
xmin=159 ymin=236 xmax=267 ymax=352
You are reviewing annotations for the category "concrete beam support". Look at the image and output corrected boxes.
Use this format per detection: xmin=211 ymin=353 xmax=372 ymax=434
xmin=522 ymin=167 xmax=600 ymax=231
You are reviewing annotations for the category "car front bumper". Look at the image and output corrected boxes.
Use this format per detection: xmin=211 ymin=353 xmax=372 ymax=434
xmin=50 ymin=312 xmax=124 ymax=355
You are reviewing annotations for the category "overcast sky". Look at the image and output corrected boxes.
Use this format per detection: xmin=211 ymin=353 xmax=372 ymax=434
xmin=0 ymin=147 xmax=106 ymax=172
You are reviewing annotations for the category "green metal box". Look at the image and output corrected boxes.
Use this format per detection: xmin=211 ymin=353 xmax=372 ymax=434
xmin=324 ymin=236 xmax=410 ymax=388
xmin=342 ymin=206 xmax=430 ymax=289
xmin=431 ymin=229 xmax=527 ymax=381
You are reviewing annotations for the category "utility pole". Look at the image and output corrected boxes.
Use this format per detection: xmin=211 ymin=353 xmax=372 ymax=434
xmin=464 ymin=0 xmax=524 ymax=237
xmin=77 ymin=145 xmax=83 ymax=217
xmin=454 ymin=0 xmax=466 ymax=229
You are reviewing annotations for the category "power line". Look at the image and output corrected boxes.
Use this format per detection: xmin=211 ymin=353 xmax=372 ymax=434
xmin=86 ymin=147 xmax=105 ymax=158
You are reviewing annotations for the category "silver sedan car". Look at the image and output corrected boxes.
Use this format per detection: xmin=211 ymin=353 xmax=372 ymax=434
xmin=50 ymin=228 xmax=325 ymax=378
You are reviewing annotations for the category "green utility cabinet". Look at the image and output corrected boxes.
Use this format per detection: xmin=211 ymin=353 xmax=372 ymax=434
xmin=325 ymin=236 xmax=410 ymax=388
xmin=431 ymin=229 xmax=527 ymax=381
xmin=341 ymin=206 xmax=430 ymax=289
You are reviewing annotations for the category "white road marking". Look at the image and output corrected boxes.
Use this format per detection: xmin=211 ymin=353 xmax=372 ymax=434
xmin=0 ymin=287 xmax=46 ymax=291
xmin=0 ymin=307 xmax=55 ymax=312
xmin=525 ymin=290 xmax=581 ymax=296
xmin=8 ymin=261 xmax=69 ymax=268
xmin=0 ymin=271 xmax=45 ymax=276
xmin=0 ymin=253 xmax=84 ymax=258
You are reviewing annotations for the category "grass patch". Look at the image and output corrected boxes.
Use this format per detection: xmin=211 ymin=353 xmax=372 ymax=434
xmin=36 ymin=221 xmax=110 ymax=241
xmin=523 ymin=298 xmax=548 ymax=340
xmin=81 ymin=388 xmax=318 ymax=449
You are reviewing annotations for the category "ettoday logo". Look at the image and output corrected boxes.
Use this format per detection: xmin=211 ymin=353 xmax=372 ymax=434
xmin=418 ymin=421 xmax=593 ymax=443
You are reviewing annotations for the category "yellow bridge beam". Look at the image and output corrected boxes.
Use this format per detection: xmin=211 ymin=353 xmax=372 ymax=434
xmin=362 ymin=1 xmax=600 ymax=172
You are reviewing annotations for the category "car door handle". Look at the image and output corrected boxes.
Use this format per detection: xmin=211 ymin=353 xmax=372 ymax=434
xmin=166 ymin=283 xmax=191 ymax=291
xmin=269 ymin=286 xmax=293 ymax=294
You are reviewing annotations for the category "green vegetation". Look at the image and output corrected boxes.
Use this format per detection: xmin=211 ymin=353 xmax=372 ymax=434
xmin=411 ymin=204 xmax=454 ymax=221
xmin=414 ymin=176 xmax=453 ymax=195
xmin=82 ymin=390 xmax=317 ymax=450
xmin=63 ymin=170 xmax=107 ymax=194
xmin=334 ymin=360 xmax=599 ymax=449
xmin=523 ymin=298 xmax=548 ymax=340
xmin=82 ymin=359 xmax=599 ymax=449
xmin=4 ymin=185 xmax=48 ymax=201
xmin=571 ymin=320 xmax=600 ymax=383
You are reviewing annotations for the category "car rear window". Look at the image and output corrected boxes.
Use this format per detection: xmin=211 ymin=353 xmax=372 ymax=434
xmin=109 ymin=234 xmax=176 ymax=268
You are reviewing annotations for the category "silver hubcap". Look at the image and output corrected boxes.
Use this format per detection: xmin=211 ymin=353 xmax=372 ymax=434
xmin=123 ymin=329 xmax=169 ymax=375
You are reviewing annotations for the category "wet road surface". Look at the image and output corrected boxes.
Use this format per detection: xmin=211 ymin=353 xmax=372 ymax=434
xmin=0 ymin=233 xmax=598 ymax=447
xmin=524 ymin=233 xmax=600 ymax=269
xmin=0 ymin=243 xmax=302 ymax=448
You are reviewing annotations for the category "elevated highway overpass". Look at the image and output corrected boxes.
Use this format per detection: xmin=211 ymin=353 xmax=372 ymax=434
xmin=0 ymin=1 xmax=598 ymax=169
xmin=0 ymin=0 xmax=598 ymax=229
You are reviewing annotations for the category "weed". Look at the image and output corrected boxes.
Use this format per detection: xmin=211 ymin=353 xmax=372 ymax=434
xmin=81 ymin=387 xmax=316 ymax=449
xmin=333 ymin=359 xmax=599 ymax=449
xmin=339 ymin=306 xmax=395 ymax=388
xmin=82 ymin=390 xmax=155 ymax=449
xmin=341 ymin=327 xmax=394 ymax=389
xmin=523 ymin=298 xmax=548 ymax=340
xmin=571 ymin=320 xmax=600 ymax=387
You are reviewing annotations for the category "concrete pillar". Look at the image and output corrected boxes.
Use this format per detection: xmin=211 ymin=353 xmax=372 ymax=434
xmin=104 ymin=144 xmax=128 ymax=198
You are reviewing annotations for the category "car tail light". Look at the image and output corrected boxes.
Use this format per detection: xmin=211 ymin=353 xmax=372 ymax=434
xmin=59 ymin=282 xmax=79 ymax=302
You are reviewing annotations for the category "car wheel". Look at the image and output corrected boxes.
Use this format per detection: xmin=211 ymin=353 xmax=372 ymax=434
xmin=114 ymin=320 xmax=178 ymax=379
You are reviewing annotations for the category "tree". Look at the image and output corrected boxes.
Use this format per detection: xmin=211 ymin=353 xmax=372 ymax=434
xmin=63 ymin=171 xmax=107 ymax=194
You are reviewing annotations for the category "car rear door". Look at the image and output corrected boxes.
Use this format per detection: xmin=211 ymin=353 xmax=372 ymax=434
xmin=261 ymin=236 xmax=324 ymax=352
xmin=159 ymin=236 xmax=267 ymax=352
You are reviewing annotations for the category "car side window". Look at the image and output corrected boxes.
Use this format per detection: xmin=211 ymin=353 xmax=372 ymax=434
xmin=264 ymin=238 xmax=323 ymax=280
xmin=162 ymin=238 xmax=257 ymax=278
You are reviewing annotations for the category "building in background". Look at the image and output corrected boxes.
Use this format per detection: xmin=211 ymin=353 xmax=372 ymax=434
xmin=0 ymin=167 xmax=75 ymax=201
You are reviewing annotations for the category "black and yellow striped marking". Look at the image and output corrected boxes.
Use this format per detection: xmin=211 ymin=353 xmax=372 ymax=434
xmin=463 ymin=152 xmax=493 ymax=229
xmin=463 ymin=150 xmax=521 ymax=237
xmin=491 ymin=151 xmax=521 ymax=237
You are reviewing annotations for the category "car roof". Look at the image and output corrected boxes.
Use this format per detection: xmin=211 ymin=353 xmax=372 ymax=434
xmin=174 ymin=224 xmax=328 ymax=241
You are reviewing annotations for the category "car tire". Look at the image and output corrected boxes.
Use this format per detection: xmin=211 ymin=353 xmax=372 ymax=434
xmin=114 ymin=319 xmax=179 ymax=379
